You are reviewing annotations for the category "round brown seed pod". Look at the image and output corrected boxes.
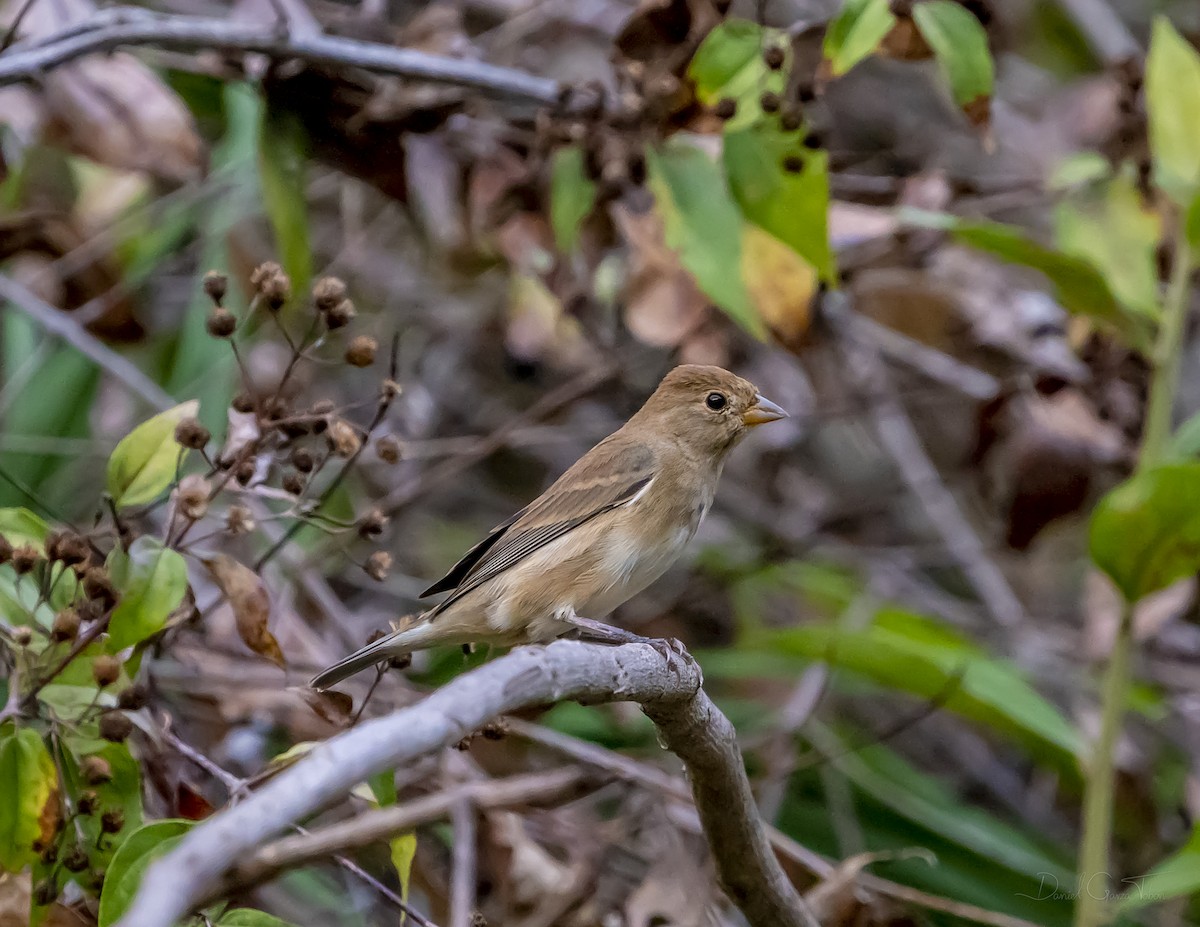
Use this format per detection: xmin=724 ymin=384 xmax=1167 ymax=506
xmin=203 ymin=271 xmax=228 ymax=305
xmin=92 ymin=654 xmax=121 ymax=688
xmin=313 ymin=276 xmax=348 ymax=313
xmin=99 ymin=711 xmax=133 ymax=743
xmin=763 ymin=45 xmax=785 ymax=70
xmin=100 ymin=810 xmax=125 ymax=834
xmin=51 ymin=608 xmax=80 ymax=643
xmin=174 ymin=417 xmax=211 ymax=450
xmin=12 ymin=544 xmax=39 ymax=574
xmin=376 ymin=435 xmax=402 ymax=464
xmin=760 ymin=91 xmax=781 ymax=113
xmin=82 ymin=755 xmax=113 ymax=784
xmin=0 ymin=534 xmax=11 ymax=565
xmin=117 ymin=685 xmax=149 ymax=711
xmin=364 ymin=551 xmax=392 ymax=582
xmin=358 ymin=509 xmax=388 ymax=538
xmin=206 ymin=308 xmax=237 ymax=338
xmin=324 ymin=299 xmax=356 ymax=329
xmin=345 ymin=336 xmax=378 ymax=368
xmin=281 ymin=472 xmax=306 ymax=495
xmin=714 ymin=97 xmax=737 ymax=120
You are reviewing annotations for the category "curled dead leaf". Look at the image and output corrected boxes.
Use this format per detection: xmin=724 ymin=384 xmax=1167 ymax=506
xmin=296 ymin=686 xmax=354 ymax=727
xmin=203 ymin=554 xmax=284 ymax=667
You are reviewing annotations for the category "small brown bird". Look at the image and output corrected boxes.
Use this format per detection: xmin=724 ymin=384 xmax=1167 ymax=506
xmin=310 ymin=365 xmax=786 ymax=688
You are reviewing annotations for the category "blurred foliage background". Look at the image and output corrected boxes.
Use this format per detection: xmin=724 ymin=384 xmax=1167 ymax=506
xmin=2 ymin=0 xmax=1200 ymax=926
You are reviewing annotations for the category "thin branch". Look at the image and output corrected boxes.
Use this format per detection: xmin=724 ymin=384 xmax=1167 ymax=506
xmin=0 ymin=7 xmax=561 ymax=105
xmin=823 ymin=291 xmax=1025 ymax=628
xmin=223 ymin=768 xmax=590 ymax=894
xmin=0 ymin=274 xmax=175 ymax=411
xmin=117 ymin=640 xmax=816 ymax=927
xmin=449 ymin=798 xmax=477 ymax=927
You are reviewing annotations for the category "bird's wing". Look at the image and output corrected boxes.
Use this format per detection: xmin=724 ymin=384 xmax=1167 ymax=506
xmin=424 ymin=437 xmax=657 ymax=615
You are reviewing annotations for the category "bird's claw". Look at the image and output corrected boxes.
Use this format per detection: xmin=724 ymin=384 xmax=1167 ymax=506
xmin=648 ymin=637 xmax=698 ymax=681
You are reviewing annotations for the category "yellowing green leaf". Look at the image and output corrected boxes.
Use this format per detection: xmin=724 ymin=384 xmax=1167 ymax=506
xmin=0 ymin=508 xmax=50 ymax=548
xmin=911 ymin=1 xmax=994 ymax=113
xmin=724 ymin=123 xmax=834 ymax=281
xmin=99 ymin=819 xmax=192 ymax=927
xmin=550 ymin=147 xmax=596 ymax=253
xmin=689 ymin=20 xmax=789 ymax=128
xmin=106 ymin=401 xmax=198 ymax=508
xmin=1090 ymin=464 xmax=1200 ymax=603
xmin=741 ymin=225 xmax=816 ymax=342
xmin=107 ymin=537 xmax=188 ymax=651
xmin=391 ymin=832 xmax=417 ymax=901
xmin=1146 ymin=16 xmax=1200 ymax=205
xmin=647 ymin=141 xmax=764 ymax=338
xmin=0 ymin=728 xmax=57 ymax=872
xmin=823 ymin=0 xmax=896 ymax=77
xmin=1055 ymin=171 xmax=1162 ymax=319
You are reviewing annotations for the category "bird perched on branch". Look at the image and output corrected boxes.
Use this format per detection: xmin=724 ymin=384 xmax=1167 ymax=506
xmin=310 ymin=365 xmax=787 ymax=689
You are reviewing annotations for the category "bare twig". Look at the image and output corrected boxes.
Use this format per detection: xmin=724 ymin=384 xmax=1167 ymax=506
xmin=823 ymin=292 xmax=1024 ymax=627
xmin=449 ymin=799 xmax=477 ymax=927
xmin=0 ymin=274 xmax=175 ymax=411
xmin=117 ymin=640 xmax=815 ymax=927
xmin=0 ymin=7 xmax=561 ymax=104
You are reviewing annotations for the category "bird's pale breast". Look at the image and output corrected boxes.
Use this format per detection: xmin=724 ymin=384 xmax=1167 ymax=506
xmin=453 ymin=471 xmax=714 ymax=643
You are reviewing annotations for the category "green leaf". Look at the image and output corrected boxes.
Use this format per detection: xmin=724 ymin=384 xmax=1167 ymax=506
xmin=106 ymin=400 xmax=198 ymax=508
xmin=749 ymin=608 xmax=1082 ymax=770
xmin=59 ymin=740 xmax=143 ymax=863
xmin=1120 ymin=825 xmax=1200 ymax=911
xmin=98 ymin=819 xmax=192 ymax=926
xmin=368 ymin=769 xmax=397 ymax=806
xmin=0 ymin=727 xmax=57 ymax=872
xmin=550 ymin=147 xmax=596 ymax=253
xmin=724 ymin=122 xmax=835 ymax=282
xmin=1145 ymin=16 xmax=1200 ymax=205
xmin=0 ymin=568 xmax=54 ymax=629
xmin=0 ymin=508 xmax=50 ymax=548
xmin=911 ymin=1 xmax=994 ymax=110
xmin=259 ymin=108 xmax=311 ymax=303
xmin=1054 ymin=171 xmax=1162 ymax=319
xmin=647 ymin=141 xmax=764 ymax=338
xmin=106 ymin=537 xmax=188 ymax=651
xmin=391 ymin=832 xmax=417 ymax=900
xmin=1089 ymin=463 xmax=1200 ymax=602
xmin=823 ymin=0 xmax=896 ymax=77
xmin=810 ymin=728 xmax=1075 ymax=885
xmin=689 ymin=20 xmax=789 ymax=129
xmin=219 ymin=910 xmax=300 ymax=927
xmin=902 ymin=209 xmax=1147 ymax=348
xmin=1166 ymin=410 xmax=1200 ymax=459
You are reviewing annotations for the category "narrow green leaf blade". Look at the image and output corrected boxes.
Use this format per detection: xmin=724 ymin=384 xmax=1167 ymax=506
xmin=106 ymin=537 xmax=189 ymax=651
xmin=391 ymin=832 xmax=417 ymax=900
xmin=823 ymin=0 xmax=896 ymax=77
xmin=106 ymin=401 xmax=198 ymax=509
xmin=1120 ymin=825 xmax=1200 ymax=911
xmin=550 ymin=147 xmax=596 ymax=253
xmin=1089 ymin=463 xmax=1200 ymax=602
xmin=98 ymin=819 xmax=193 ymax=927
xmin=911 ymin=1 xmax=994 ymax=109
xmin=0 ymin=728 xmax=57 ymax=872
xmin=259 ymin=109 xmax=311 ymax=303
xmin=1145 ymin=16 xmax=1200 ymax=205
xmin=647 ymin=141 xmax=765 ymax=338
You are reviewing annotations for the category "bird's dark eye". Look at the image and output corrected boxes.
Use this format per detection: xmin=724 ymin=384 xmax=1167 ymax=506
xmin=705 ymin=392 xmax=727 ymax=411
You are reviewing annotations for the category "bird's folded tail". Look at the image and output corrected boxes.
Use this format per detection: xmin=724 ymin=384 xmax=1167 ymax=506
xmin=309 ymin=613 xmax=443 ymax=689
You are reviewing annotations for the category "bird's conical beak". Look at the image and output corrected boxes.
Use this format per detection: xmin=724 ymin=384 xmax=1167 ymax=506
xmin=743 ymin=394 xmax=788 ymax=427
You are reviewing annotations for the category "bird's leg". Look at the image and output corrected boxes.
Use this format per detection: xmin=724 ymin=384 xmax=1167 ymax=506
xmin=559 ymin=611 xmax=693 ymax=678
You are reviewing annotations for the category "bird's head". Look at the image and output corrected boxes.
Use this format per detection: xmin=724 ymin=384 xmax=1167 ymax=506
xmin=635 ymin=365 xmax=788 ymax=458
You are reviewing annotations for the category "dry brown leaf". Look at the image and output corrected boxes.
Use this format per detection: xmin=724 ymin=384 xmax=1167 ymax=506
xmin=296 ymin=686 xmax=354 ymax=727
xmin=15 ymin=0 xmax=203 ymax=184
xmin=741 ymin=225 xmax=816 ymax=344
xmin=203 ymin=554 xmax=284 ymax=667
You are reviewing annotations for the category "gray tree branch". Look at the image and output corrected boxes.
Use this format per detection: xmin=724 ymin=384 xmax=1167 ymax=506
xmin=117 ymin=640 xmax=817 ymax=927
xmin=0 ymin=6 xmax=561 ymax=103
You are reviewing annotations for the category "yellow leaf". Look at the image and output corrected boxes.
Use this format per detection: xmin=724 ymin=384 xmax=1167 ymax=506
xmin=740 ymin=225 xmax=816 ymax=343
